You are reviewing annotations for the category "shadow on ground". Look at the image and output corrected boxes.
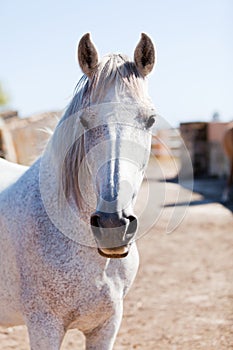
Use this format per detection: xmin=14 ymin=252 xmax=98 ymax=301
xmin=165 ymin=176 xmax=233 ymax=213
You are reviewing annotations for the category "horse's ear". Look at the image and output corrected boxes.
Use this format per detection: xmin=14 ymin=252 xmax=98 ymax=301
xmin=78 ymin=33 xmax=99 ymax=78
xmin=134 ymin=33 xmax=156 ymax=77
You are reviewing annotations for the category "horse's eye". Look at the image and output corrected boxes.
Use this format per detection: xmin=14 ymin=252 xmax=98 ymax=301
xmin=146 ymin=115 xmax=156 ymax=129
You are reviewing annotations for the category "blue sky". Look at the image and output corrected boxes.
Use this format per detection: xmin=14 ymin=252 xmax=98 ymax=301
xmin=1 ymin=0 xmax=232 ymax=127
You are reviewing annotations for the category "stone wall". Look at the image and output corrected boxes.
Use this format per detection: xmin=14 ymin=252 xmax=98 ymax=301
xmin=0 ymin=111 xmax=61 ymax=165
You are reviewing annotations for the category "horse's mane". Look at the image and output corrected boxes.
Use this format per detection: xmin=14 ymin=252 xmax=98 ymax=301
xmin=52 ymin=54 xmax=145 ymax=212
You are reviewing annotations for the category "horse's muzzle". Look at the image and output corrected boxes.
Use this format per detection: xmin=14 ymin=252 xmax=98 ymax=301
xmin=90 ymin=211 xmax=138 ymax=258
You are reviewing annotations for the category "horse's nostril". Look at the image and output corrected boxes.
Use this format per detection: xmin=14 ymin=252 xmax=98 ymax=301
xmin=91 ymin=214 xmax=100 ymax=228
xmin=127 ymin=215 xmax=138 ymax=235
xmin=128 ymin=215 xmax=136 ymax=223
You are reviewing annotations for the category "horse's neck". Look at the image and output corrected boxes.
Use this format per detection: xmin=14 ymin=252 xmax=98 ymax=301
xmin=40 ymin=149 xmax=96 ymax=248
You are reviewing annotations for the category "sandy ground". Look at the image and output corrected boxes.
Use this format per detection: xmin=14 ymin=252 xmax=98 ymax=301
xmin=0 ymin=157 xmax=233 ymax=349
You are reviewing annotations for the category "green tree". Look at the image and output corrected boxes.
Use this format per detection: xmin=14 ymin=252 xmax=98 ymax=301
xmin=0 ymin=82 xmax=9 ymax=106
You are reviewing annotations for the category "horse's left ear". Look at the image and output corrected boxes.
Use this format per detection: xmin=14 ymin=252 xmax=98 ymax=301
xmin=134 ymin=33 xmax=156 ymax=77
xmin=78 ymin=33 xmax=99 ymax=78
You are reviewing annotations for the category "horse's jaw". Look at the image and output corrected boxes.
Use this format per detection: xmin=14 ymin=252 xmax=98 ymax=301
xmin=97 ymin=246 xmax=129 ymax=259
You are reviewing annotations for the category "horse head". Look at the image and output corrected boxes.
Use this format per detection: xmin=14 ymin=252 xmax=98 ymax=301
xmin=75 ymin=33 xmax=156 ymax=258
xmin=50 ymin=34 xmax=156 ymax=258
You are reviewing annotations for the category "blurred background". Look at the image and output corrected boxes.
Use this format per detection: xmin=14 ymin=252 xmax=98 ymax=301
xmin=0 ymin=0 xmax=232 ymax=124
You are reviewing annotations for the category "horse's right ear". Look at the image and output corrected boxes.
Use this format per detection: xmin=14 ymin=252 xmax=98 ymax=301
xmin=78 ymin=33 xmax=99 ymax=78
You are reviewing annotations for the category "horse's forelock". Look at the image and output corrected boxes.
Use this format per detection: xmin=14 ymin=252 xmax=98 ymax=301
xmin=90 ymin=54 xmax=143 ymax=102
xmin=62 ymin=54 xmax=145 ymax=122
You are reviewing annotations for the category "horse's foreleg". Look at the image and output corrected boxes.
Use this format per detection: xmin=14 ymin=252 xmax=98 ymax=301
xmin=85 ymin=303 xmax=123 ymax=350
xmin=26 ymin=312 xmax=65 ymax=350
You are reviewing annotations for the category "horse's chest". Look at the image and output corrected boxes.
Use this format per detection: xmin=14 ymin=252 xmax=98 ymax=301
xmin=24 ymin=256 xmax=128 ymax=331
xmin=62 ymin=271 xmax=123 ymax=331
xmin=64 ymin=275 xmax=121 ymax=331
xmin=19 ymin=228 xmax=138 ymax=331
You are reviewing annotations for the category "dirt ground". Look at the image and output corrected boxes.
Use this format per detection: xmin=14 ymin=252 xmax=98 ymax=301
xmin=0 ymin=158 xmax=233 ymax=349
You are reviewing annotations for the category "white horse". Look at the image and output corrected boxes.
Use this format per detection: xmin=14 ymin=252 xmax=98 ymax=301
xmin=0 ymin=33 xmax=156 ymax=349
